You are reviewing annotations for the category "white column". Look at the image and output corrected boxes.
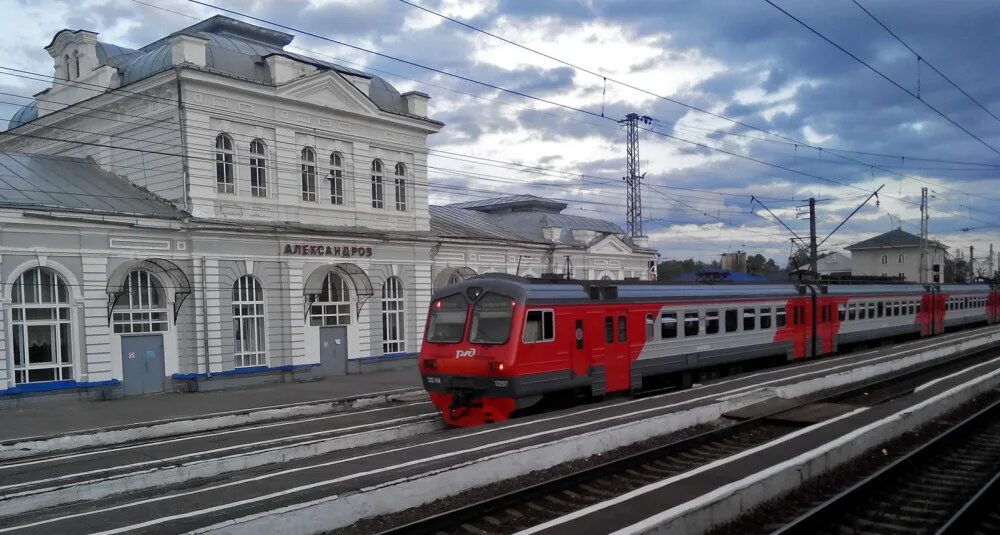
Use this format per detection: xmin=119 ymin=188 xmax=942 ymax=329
xmin=287 ymin=260 xmax=307 ymax=365
xmin=0 ymin=254 xmax=7 ymax=388
xmin=411 ymin=262 xmax=431 ymax=354
xmin=203 ymin=258 xmax=224 ymax=372
xmin=81 ymin=256 xmax=112 ymax=382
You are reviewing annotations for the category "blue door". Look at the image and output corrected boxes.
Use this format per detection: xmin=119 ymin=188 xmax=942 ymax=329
xmin=121 ymin=335 xmax=165 ymax=395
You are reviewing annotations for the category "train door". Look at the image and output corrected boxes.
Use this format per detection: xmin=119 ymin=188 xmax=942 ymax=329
xmin=989 ymin=288 xmax=1000 ymax=324
xmin=933 ymin=291 xmax=948 ymax=334
xmin=603 ymin=313 xmax=631 ymax=393
xmin=814 ymin=299 xmax=839 ymax=355
xmin=918 ymin=291 xmax=935 ymax=337
xmin=570 ymin=317 xmax=589 ymax=378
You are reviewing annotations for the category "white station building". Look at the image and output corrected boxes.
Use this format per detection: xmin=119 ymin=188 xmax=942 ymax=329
xmin=0 ymin=16 xmax=656 ymax=399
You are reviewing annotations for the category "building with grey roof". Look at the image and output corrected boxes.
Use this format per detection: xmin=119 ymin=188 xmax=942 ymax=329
xmin=0 ymin=16 xmax=656 ymax=400
xmin=846 ymin=228 xmax=948 ymax=282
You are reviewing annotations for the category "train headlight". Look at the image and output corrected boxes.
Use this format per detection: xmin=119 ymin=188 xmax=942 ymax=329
xmin=424 ymin=358 xmax=437 ymax=370
xmin=489 ymin=361 xmax=505 ymax=372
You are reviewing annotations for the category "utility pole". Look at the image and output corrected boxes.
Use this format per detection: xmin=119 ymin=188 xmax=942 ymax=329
xmin=970 ymin=245 xmax=975 ymax=281
xmin=989 ymin=243 xmax=994 ymax=280
xmin=809 ymin=197 xmax=818 ymax=278
xmin=920 ymin=187 xmax=929 ymax=284
xmin=621 ymin=113 xmax=652 ymax=238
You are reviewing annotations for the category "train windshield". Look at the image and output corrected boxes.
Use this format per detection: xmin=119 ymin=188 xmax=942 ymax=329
xmin=427 ymin=294 xmax=468 ymax=343
xmin=470 ymin=292 xmax=515 ymax=344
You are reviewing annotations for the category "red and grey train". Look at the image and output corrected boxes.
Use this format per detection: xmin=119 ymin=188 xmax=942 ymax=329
xmin=419 ymin=274 xmax=1000 ymax=426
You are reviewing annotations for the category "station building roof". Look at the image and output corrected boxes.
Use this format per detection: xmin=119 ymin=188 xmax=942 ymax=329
xmin=9 ymin=15 xmax=423 ymax=130
xmin=0 ymin=152 xmax=181 ymax=218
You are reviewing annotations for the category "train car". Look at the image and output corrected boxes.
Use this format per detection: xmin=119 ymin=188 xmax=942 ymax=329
xmin=823 ymin=284 xmax=936 ymax=345
xmin=939 ymin=283 xmax=994 ymax=331
xmin=420 ymin=275 xmax=1000 ymax=427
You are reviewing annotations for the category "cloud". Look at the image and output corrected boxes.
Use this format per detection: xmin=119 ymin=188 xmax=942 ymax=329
xmin=1 ymin=0 xmax=998 ymax=262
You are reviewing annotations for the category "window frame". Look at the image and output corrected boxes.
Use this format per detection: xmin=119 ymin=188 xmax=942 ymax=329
xmin=330 ymin=151 xmax=345 ymax=205
xmin=10 ymin=267 xmax=74 ymax=384
xmin=394 ymin=162 xmax=407 ymax=211
xmin=112 ymin=270 xmax=169 ymax=334
xmin=660 ymin=312 xmax=678 ymax=339
xmin=215 ymin=133 xmax=236 ymax=194
xmin=301 ymin=147 xmax=318 ymax=202
xmin=249 ymin=139 xmax=267 ymax=198
xmin=309 ymin=272 xmax=351 ymax=326
xmin=232 ymin=275 xmax=267 ymax=368
xmin=523 ymin=309 xmax=555 ymax=344
xmin=371 ymin=159 xmax=385 ymax=209
xmin=381 ymin=276 xmax=406 ymax=353
xmin=683 ymin=311 xmax=700 ymax=337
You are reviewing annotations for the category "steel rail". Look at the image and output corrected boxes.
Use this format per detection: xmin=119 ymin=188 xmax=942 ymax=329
xmin=374 ymin=346 xmax=1000 ymax=535
xmin=772 ymin=394 xmax=1000 ymax=534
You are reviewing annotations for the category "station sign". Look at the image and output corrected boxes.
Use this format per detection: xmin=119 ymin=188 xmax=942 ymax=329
xmin=283 ymin=243 xmax=374 ymax=257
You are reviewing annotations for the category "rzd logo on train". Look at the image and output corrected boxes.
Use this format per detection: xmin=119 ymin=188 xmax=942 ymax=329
xmin=455 ymin=348 xmax=476 ymax=358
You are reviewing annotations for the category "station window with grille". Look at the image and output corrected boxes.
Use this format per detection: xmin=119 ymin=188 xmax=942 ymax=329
xmin=215 ymin=133 xmax=235 ymax=194
xmin=394 ymin=162 xmax=407 ymax=211
xmin=330 ymin=152 xmax=345 ymax=205
xmin=301 ymin=147 xmax=317 ymax=202
xmin=233 ymin=276 xmax=266 ymax=368
xmin=371 ymin=159 xmax=385 ymax=209
xmin=112 ymin=270 xmax=168 ymax=334
xmin=310 ymin=273 xmax=351 ymax=326
xmin=10 ymin=267 xmax=73 ymax=384
xmin=382 ymin=277 xmax=406 ymax=353
xmin=249 ymin=139 xmax=267 ymax=197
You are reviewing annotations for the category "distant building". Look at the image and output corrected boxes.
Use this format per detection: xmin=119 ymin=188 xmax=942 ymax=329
xmin=719 ymin=251 xmax=747 ymax=272
xmin=816 ymin=251 xmax=852 ymax=276
xmin=846 ymin=229 xmax=947 ymax=282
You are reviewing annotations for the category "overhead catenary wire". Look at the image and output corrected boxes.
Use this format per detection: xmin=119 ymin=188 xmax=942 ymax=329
xmin=850 ymin=0 xmax=1000 ymax=125
xmin=3 ymin=2 xmax=996 ymax=251
xmin=763 ymin=0 xmax=1000 ymax=158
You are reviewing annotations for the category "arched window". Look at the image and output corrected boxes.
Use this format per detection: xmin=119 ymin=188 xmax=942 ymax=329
xmin=112 ymin=270 xmax=168 ymax=333
xmin=249 ymin=139 xmax=267 ymax=197
xmin=382 ymin=277 xmax=405 ymax=353
xmin=10 ymin=267 xmax=73 ymax=384
xmin=600 ymin=274 xmax=614 ymax=281
xmin=73 ymin=50 xmax=80 ymax=79
xmin=301 ymin=147 xmax=317 ymax=202
xmin=309 ymin=272 xmax=351 ymax=326
xmin=233 ymin=276 xmax=266 ymax=367
xmin=64 ymin=54 xmax=71 ymax=80
xmin=393 ymin=162 xmax=407 ymax=211
xmin=371 ymin=159 xmax=384 ymax=209
xmin=215 ymin=134 xmax=235 ymax=194
xmin=329 ymin=152 xmax=344 ymax=205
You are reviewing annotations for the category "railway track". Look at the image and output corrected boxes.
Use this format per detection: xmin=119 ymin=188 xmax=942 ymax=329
xmin=373 ymin=348 xmax=1000 ymax=535
xmin=773 ymin=396 xmax=1000 ymax=535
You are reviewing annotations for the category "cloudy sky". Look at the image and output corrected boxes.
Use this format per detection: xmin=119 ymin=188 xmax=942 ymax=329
xmin=1 ymin=0 xmax=999 ymax=267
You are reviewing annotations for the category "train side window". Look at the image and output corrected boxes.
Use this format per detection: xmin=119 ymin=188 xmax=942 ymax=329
xmin=896 ymin=302 xmax=902 ymax=316
xmin=838 ymin=304 xmax=847 ymax=322
xmin=706 ymin=311 xmax=720 ymax=334
xmin=618 ymin=315 xmax=627 ymax=343
xmin=661 ymin=312 xmax=678 ymax=339
xmin=725 ymin=309 xmax=739 ymax=332
xmin=869 ymin=303 xmax=876 ymax=318
xmin=645 ymin=314 xmax=655 ymax=342
xmin=743 ymin=308 xmax=756 ymax=331
xmin=859 ymin=303 xmax=867 ymax=320
xmin=575 ymin=320 xmax=584 ymax=349
xmin=877 ymin=302 xmax=884 ymax=317
xmin=848 ymin=304 xmax=856 ymax=321
xmin=776 ymin=307 xmax=787 ymax=327
xmin=604 ymin=316 xmax=614 ymax=344
xmin=909 ymin=302 xmax=915 ymax=315
xmin=523 ymin=310 xmax=555 ymax=343
xmin=684 ymin=312 xmax=700 ymax=337
xmin=915 ymin=302 xmax=921 ymax=314
xmin=760 ymin=308 xmax=772 ymax=329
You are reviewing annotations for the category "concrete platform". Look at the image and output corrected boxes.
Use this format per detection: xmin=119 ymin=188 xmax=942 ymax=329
xmin=1 ymin=327 xmax=995 ymax=534
xmin=0 ymin=366 xmax=422 ymax=444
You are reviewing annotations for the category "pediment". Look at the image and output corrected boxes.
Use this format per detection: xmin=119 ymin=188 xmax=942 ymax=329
xmin=589 ymin=235 xmax=632 ymax=254
xmin=276 ymin=71 xmax=379 ymax=115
